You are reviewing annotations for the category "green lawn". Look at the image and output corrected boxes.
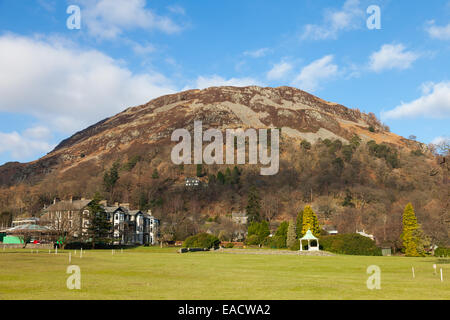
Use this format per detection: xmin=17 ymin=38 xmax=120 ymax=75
xmin=0 ymin=247 xmax=448 ymax=300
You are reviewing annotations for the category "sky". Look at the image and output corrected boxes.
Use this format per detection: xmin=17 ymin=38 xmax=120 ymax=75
xmin=0 ymin=0 xmax=449 ymax=165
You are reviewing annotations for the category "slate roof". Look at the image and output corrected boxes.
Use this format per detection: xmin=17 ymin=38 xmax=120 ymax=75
xmin=43 ymin=199 xmax=92 ymax=212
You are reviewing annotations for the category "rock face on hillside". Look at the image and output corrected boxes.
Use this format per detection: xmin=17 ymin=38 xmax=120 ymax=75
xmin=0 ymin=86 xmax=424 ymax=186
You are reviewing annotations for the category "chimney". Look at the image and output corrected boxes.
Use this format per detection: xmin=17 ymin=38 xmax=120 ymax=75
xmin=53 ymin=198 xmax=57 ymax=205
xmin=70 ymin=196 xmax=73 ymax=203
xmin=114 ymin=202 xmax=119 ymax=207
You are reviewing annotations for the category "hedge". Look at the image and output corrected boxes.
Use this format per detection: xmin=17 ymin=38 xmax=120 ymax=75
xmin=320 ymin=233 xmax=382 ymax=256
xmin=264 ymin=235 xmax=287 ymax=249
xmin=183 ymin=233 xmax=220 ymax=249
xmin=435 ymin=247 xmax=450 ymax=257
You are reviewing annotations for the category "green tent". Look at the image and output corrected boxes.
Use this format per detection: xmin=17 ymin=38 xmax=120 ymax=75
xmin=3 ymin=235 xmax=24 ymax=244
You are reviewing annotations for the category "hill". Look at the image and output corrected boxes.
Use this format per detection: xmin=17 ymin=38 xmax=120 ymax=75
xmin=0 ymin=86 xmax=448 ymax=249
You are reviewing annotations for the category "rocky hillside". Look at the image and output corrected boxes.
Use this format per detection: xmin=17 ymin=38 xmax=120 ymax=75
xmin=0 ymin=86 xmax=425 ymax=186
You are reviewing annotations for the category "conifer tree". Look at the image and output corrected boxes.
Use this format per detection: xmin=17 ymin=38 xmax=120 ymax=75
xmin=103 ymin=161 xmax=120 ymax=198
xmin=231 ymin=166 xmax=240 ymax=184
xmin=286 ymin=220 xmax=297 ymax=248
xmin=401 ymin=203 xmax=423 ymax=257
xmin=275 ymin=221 xmax=289 ymax=247
xmin=225 ymin=167 xmax=232 ymax=184
xmin=217 ymin=171 xmax=225 ymax=184
xmin=296 ymin=209 xmax=304 ymax=238
xmin=196 ymin=164 xmax=203 ymax=177
xmin=246 ymin=186 xmax=261 ymax=223
xmin=87 ymin=193 xmax=112 ymax=249
xmin=301 ymin=205 xmax=320 ymax=237
xmin=152 ymin=168 xmax=159 ymax=179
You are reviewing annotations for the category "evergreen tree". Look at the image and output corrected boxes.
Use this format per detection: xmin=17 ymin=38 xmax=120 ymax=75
xmin=225 ymin=167 xmax=232 ymax=184
xmin=247 ymin=221 xmax=270 ymax=245
xmin=286 ymin=220 xmax=297 ymax=248
xmin=103 ymin=161 xmax=120 ymax=196
xmin=301 ymin=205 xmax=320 ymax=237
xmin=274 ymin=221 xmax=289 ymax=247
xmin=196 ymin=164 xmax=203 ymax=177
xmin=296 ymin=209 xmax=304 ymax=238
xmin=401 ymin=203 xmax=423 ymax=257
xmin=342 ymin=190 xmax=355 ymax=207
xmin=217 ymin=171 xmax=225 ymax=184
xmin=246 ymin=186 xmax=261 ymax=223
xmin=87 ymin=194 xmax=112 ymax=249
xmin=231 ymin=166 xmax=241 ymax=184
xmin=152 ymin=168 xmax=159 ymax=179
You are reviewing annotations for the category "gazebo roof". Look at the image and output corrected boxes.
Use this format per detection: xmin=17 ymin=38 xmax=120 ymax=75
xmin=301 ymin=229 xmax=318 ymax=240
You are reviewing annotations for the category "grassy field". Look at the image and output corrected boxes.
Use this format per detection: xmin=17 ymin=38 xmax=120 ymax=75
xmin=0 ymin=247 xmax=449 ymax=300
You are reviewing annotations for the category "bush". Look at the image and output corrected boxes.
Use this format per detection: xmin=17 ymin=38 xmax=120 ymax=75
xmin=320 ymin=234 xmax=382 ymax=256
xmin=300 ymin=140 xmax=311 ymax=150
xmin=183 ymin=233 xmax=220 ymax=249
xmin=367 ymin=140 xmax=400 ymax=168
xmin=435 ymin=247 xmax=450 ymax=257
xmin=245 ymin=234 xmax=260 ymax=246
xmin=265 ymin=235 xmax=287 ymax=249
xmin=247 ymin=221 xmax=270 ymax=245
xmin=289 ymin=241 xmax=300 ymax=251
xmin=224 ymin=243 xmax=234 ymax=248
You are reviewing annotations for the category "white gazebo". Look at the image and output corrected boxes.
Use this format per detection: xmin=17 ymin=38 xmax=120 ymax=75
xmin=299 ymin=229 xmax=319 ymax=251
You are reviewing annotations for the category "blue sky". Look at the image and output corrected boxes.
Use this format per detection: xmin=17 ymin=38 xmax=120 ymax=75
xmin=0 ymin=0 xmax=449 ymax=165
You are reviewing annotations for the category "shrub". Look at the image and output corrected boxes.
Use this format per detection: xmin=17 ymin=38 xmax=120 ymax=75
xmin=224 ymin=242 xmax=234 ymax=248
xmin=265 ymin=235 xmax=287 ymax=249
xmin=247 ymin=221 xmax=270 ymax=245
xmin=367 ymin=140 xmax=400 ymax=168
xmin=245 ymin=234 xmax=260 ymax=246
xmin=320 ymin=234 xmax=382 ymax=256
xmin=410 ymin=149 xmax=423 ymax=157
xmin=183 ymin=233 xmax=220 ymax=249
xmin=289 ymin=241 xmax=300 ymax=251
xmin=300 ymin=140 xmax=311 ymax=150
xmin=435 ymin=247 xmax=450 ymax=257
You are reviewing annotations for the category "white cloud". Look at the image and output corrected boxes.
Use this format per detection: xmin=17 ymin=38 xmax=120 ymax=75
xmin=267 ymin=61 xmax=293 ymax=80
xmin=301 ymin=0 xmax=364 ymax=40
xmin=426 ymin=21 xmax=450 ymax=40
xmin=23 ymin=126 xmax=52 ymax=141
xmin=185 ymin=75 xmax=263 ymax=90
xmin=431 ymin=136 xmax=450 ymax=145
xmin=243 ymin=48 xmax=270 ymax=58
xmin=38 ymin=0 xmax=56 ymax=12
xmin=0 ymin=128 xmax=55 ymax=161
xmin=76 ymin=0 xmax=183 ymax=39
xmin=369 ymin=44 xmax=419 ymax=72
xmin=292 ymin=55 xmax=338 ymax=92
xmin=0 ymin=34 xmax=176 ymax=134
xmin=167 ymin=5 xmax=186 ymax=15
xmin=382 ymin=81 xmax=450 ymax=119
xmin=132 ymin=42 xmax=155 ymax=55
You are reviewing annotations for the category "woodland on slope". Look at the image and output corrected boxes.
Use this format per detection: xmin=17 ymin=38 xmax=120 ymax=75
xmin=0 ymin=131 xmax=448 ymax=251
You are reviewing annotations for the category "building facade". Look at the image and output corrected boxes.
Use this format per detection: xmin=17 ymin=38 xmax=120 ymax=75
xmin=41 ymin=198 xmax=160 ymax=246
